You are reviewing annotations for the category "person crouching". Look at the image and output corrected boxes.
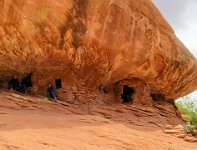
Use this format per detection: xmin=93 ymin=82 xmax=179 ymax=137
xmin=8 ymin=75 xmax=27 ymax=94
xmin=47 ymin=83 xmax=57 ymax=101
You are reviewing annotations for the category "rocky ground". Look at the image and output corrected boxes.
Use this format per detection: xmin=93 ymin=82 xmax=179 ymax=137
xmin=0 ymin=89 xmax=196 ymax=150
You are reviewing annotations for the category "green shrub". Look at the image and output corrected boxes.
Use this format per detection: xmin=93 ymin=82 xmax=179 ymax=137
xmin=175 ymin=96 xmax=197 ymax=135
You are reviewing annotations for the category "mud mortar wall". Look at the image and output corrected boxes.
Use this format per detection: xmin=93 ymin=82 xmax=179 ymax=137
xmin=31 ymin=71 xmax=115 ymax=104
xmin=114 ymin=78 xmax=153 ymax=106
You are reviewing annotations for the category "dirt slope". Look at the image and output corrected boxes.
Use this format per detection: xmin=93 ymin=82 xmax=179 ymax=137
xmin=0 ymin=90 xmax=196 ymax=150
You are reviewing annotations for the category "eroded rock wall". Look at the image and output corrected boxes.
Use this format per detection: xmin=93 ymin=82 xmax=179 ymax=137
xmin=0 ymin=0 xmax=196 ymax=102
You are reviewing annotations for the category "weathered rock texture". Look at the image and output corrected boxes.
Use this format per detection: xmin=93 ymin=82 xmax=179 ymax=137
xmin=0 ymin=0 xmax=196 ymax=103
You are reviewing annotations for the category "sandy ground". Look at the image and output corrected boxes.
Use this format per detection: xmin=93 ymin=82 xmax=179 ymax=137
xmin=0 ymin=91 xmax=196 ymax=150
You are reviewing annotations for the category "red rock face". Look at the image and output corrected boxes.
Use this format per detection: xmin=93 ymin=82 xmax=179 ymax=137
xmin=0 ymin=0 xmax=196 ymax=103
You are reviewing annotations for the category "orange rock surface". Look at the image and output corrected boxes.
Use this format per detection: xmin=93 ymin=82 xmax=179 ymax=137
xmin=0 ymin=0 xmax=196 ymax=102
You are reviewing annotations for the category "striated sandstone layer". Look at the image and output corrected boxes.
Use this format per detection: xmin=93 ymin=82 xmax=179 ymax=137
xmin=0 ymin=0 xmax=196 ymax=103
xmin=1 ymin=91 xmax=196 ymax=150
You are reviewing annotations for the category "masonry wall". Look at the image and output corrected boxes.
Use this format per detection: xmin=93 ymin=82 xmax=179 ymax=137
xmin=114 ymin=78 xmax=153 ymax=106
xmin=31 ymin=71 xmax=115 ymax=104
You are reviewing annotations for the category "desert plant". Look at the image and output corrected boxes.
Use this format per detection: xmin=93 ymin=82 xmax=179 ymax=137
xmin=175 ymin=96 xmax=197 ymax=135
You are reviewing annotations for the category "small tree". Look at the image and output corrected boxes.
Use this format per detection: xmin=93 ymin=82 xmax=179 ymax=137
xmin=175 ymin=96 xmax=197 ymax=135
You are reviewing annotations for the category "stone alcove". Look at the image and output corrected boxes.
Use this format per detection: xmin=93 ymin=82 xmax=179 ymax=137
xmin=114 ymin=78 xmax=153 ymax=106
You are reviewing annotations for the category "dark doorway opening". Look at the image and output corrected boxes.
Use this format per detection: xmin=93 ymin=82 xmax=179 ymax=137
xmin=22 ymin=74 xmax=32 ymax=87
xmin=55 ymin=79 xmax=62 ymax=89
xmin=121 ymin=85 xmax=135 ymax=103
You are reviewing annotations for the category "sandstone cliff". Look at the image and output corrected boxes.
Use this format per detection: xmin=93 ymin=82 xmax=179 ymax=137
xmin=0 ymin=0 xmax=196 ymax=104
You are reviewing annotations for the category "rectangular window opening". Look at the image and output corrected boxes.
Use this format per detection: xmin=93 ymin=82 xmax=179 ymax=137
xmin=55 ymin=79 xmax=62 ymax=89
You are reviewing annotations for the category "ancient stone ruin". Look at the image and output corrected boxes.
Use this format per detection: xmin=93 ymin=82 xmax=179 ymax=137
xmin=0 ymin=0 xmax=196 ymax=105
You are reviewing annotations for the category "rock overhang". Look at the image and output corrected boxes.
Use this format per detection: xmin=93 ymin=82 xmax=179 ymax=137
xmin=0 ymin=0 xmax=196 ymax=102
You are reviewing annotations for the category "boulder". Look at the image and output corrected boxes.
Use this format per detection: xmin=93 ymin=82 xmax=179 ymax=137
xmin=0 ymin=0 xmax=196 ymax=103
